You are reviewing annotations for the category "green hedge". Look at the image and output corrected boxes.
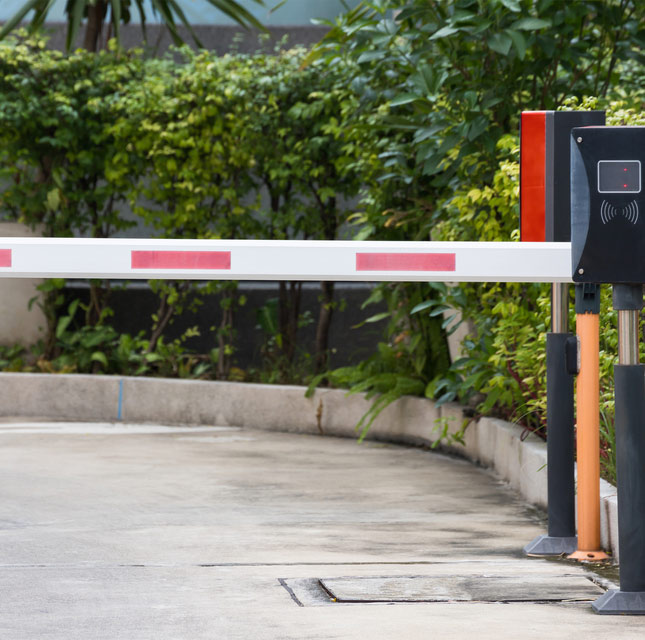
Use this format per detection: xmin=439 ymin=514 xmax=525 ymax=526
xmin=0 ymin=38 xmax=370 ymax=381
xmin=304 ymin=0 xmax=645 ymax=478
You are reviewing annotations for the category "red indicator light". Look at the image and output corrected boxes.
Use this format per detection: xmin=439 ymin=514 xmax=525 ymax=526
xmin=624 ymin=184 xmax=628 ymax=188
xmin=624 ymin=168 xmax=628 ymax=172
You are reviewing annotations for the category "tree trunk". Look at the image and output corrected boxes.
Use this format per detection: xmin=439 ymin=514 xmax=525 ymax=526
xmin=217 ymin=288 xmax=236 ymax=380
xmin=278 ymin=281 xmax=301 ymax=364
xmin=83 ymin=0 xmax=106 ymax=52
xmin=147 ymin=283 xmax=188 ymax=353
xmin=85 ymin=280 xmax=111 ymax=327
xmin=314 ymin=197 xmax=338 ymax=373
xmin=42 ymin=287 xmax=60 ymax=361
xmin=315 ymin=280 xmax=335 ymax=373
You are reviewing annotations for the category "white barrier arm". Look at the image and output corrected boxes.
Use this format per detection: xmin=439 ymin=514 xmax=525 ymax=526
xmin=0 ymin=238 xmax=572 ymax=283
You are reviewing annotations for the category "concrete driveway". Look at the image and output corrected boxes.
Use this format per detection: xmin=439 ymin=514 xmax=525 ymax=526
xmin=0 ymin=420 xmax=643 ymax=639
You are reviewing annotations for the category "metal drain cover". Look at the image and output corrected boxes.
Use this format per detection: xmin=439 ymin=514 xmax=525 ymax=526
xmin=319 ymin=575 xmax=604 ymax=603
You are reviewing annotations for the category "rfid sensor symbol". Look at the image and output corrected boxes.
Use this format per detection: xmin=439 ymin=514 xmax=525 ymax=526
xmin=623 ymin=200 xmax=639 ymax=224
xmin=600 ymin=199 xmax=639 ymax=225
xmin=600 ymin=200 xmax=617 ymax=224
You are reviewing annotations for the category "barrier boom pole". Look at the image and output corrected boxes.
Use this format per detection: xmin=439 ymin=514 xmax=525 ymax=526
xmin=0 ymin=238 xmax=571 ymax=283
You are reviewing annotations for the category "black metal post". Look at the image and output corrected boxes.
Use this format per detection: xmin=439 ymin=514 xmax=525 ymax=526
xmin=524 ymin=283 xmax=577 ymax=556
xmin=594 ymin=284 xmax=645 ymax=614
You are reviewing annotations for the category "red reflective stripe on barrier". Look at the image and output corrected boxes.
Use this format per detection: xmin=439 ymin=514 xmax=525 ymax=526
xmin=520 ymin=111 xmax=546 ymax=242
xmin=131 ymin=250 xmax=231 ymax=270
xmin=356 ymin=252 xmax=456 ymax=272
xmin=0 ymin=249 xmax=11 ymax=267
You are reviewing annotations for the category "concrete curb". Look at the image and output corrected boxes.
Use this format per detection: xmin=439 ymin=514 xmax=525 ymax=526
xmin=0 ymin=372 xmax=619 ymax=558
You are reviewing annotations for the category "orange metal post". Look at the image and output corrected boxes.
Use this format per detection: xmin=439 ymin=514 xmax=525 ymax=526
xmin=569 ymin=311 xmax=609 ymax=561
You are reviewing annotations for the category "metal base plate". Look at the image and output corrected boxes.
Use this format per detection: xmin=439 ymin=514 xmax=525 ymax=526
xmin=593 ymin=589 xmax=645 ymax=615
xmin=523 ymin=534 xmax=578 ymax=557
xmin=568 ymin=549 xmax=610 ymax=562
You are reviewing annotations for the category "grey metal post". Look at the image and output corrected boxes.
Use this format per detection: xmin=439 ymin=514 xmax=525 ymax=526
xmin=524 ymin=283 xmax=577 ymax=556
xmin=593 ymin=284 xmax=645 ymax=614
xmin=551 ymin=283 xmax=569 ymax=333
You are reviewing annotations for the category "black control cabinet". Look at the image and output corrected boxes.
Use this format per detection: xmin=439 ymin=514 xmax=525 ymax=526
xmin=546 ymin=110 xmax=605 ymax=242
xmin=571 ymin=126 xmax=645 ymax=283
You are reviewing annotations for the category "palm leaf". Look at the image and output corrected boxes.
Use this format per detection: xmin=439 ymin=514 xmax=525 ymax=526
xmin=149 ymin=0 xmax=183 ymax=46
xmin=206 ymin=0 xmax=265 ymax=31
xmin=132 ymin=0 xmax=147 ymax=43
xmin=32 ymin=0 xmax=59 ymax=29
xmin=66 ymin=0 xmax=87 ymax=50
xmin=161 ymin=0 xmax=203 ymax=47
xmin=0 ymin=0 xmax=267 ymax=49
xmin=109 ymin=0 xmax=121 ymax=47
xmin=0 ymin=0 xmax=43 ymax=40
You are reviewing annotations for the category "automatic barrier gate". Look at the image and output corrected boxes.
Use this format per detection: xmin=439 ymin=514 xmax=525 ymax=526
xmin=2 ymin=121 xmax=644 ymax=616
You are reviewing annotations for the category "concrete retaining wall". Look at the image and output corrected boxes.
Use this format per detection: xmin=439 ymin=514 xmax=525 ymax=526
xmin=0 ymin=372 xmax=619 ymax=558
xmin=0 ymin=223 xmax=46 ymax=346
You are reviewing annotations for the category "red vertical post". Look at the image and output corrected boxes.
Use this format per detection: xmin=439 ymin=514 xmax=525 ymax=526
xmin=520 ymin=111 xmax=546 ymax=242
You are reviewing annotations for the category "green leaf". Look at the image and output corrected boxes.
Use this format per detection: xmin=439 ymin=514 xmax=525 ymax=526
xmin=110 ymin=0 xmax=122 ymax=46
xmin=487 ymin=32 xmax=512 ymax=56
xmin=364 ymin=312 xmax=391 ymax=324
xmin=46 ymin=188 xmax=61 ymax=212
xmin=436 ymin=390 xmax=457 ymax=406
xmin=91 ymin=351 xmax=109 ymax=367
xmin=66 ymin=0 xmax=86 ymax=50
xmin=505 ymin=28 xmax=527 ymax=59
xmin=56 ymin=315 xmax=74 ymax=339
xmin=207 ymin=0 xmax=266 ymax=31
xmin=413 ymin=124 xmax=446 ymax=144
xmin=357 ymin=50 xmax=387 ymax=63
xmin=0 ymin=0 xmax=42 ymax=40
xmin=451 ymin=10 xmax=476 ymax=23
xmin=410 ymin=300 xmax=436 ymax=314
xmin=479 ymin=386 xmax=501 ymax=413
xmin=500 ymin=0 xmax=521 ymax=11
xmin=467 ymin=115 xmax=489 ymax=141
xmin=270 ymin=0 xmax=287 ymax=13
xmin=428 ymin=306 xmax=449 ymax=317
xmin=430 ymin=25 xmax=460 ymax=40
xmin=512 ymin=17 xmax=552 ymax=31
xmin=390 ymin=93 xmax=420 ymax=107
